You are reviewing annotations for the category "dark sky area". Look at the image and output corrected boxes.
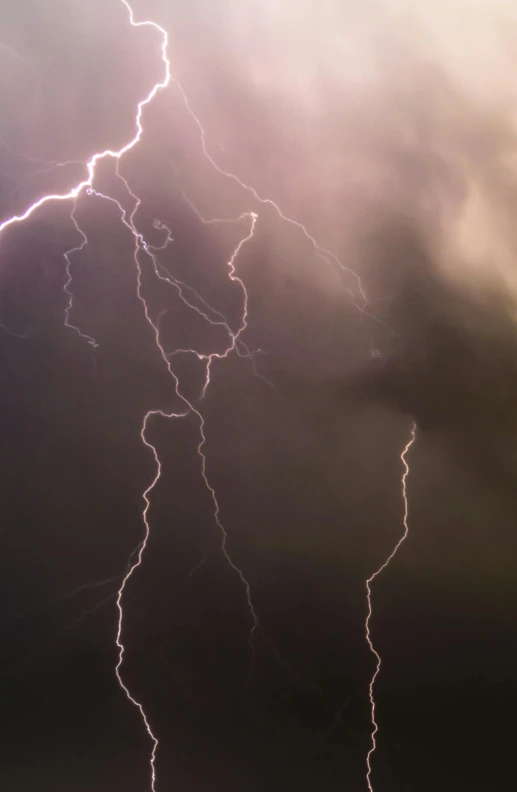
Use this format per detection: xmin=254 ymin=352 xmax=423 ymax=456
xmin=0 ymin=2 xmax=516 ymax=790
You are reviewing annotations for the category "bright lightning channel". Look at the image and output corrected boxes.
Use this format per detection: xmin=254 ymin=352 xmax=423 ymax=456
xmin=114 ymin=408 xmax=185 ymax=792
xmin=0 ymin=2 xmax=257 ymax=787
xmin=365 ymin=420 xmax=417 ymax=791
xmin=85 ymin=171 xmax=260 ymax=786
xmin=0 ymin=1 xmax=387 ymax=789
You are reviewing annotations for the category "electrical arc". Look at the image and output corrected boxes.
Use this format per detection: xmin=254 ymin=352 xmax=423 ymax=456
xmin=0 ymin=2 xmax=417 ymax=790
xmin=365 ymin=421 xmax=417 ymax=791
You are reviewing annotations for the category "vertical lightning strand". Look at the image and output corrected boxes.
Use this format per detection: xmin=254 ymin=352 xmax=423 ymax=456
xmin=200 ymin=210 xmax=257 ymax=397
xmin=115 ymin=409 xmax=185 ymax=792
xmin=123 ymin=187 xmax=262 ymax=657
xmin=365 ymin=421 xmax=417 ymax=791
xmin=63 ymin=199 xmax=98 ymax=348
xmin=145 ymin=207 xmax=259 ymax=397
xmin=84 ymin=172 xmax=260 ymax=784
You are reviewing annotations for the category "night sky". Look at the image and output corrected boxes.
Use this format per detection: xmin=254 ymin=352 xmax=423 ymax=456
xmin=1 ymin=2 xmax=517 ymax=790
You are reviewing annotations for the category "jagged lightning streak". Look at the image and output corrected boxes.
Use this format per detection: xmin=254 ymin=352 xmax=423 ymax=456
xmin=83 ymin=175 xmax=261 ymax=783
xmin=0 ymin=0 xmax=168 ymax=240
xmin=0 ymin=322 xmax=35 ymax=338
xmin=173 ymin=81 xmax=367 ymax=305
xmin=115 ymin=408 xmax=186 ymax=792
xmin=199 ymin=210 xmax=257 ymax=396
xmin=144 ymin=208 xmax=259 ymax=399
xmin=174 ymin=92 xmax=404 ymax=353
xmin=63 ymin=199 xmax=98 ymax=348
xmin=365 ymin=421 xmax=417 ymax=791
xmin=169 ymin=194 xmax=277 ymax=393
xmin=138 ymin=213 xmax=244 ymax=338
xmin=118 ymin=183 xmax=263 ymax=660
xmin=0 ymin=1 xmax=395 ymax=787
xmin=6 ymin=573 xmax=122 ymax=629
xmin=0 ymin=137 xmax=81 ymax=168
xmin=0 ymin=4 xmax=174 ymax=785
xmin=85 ymin=182 xmax=260 ymax=590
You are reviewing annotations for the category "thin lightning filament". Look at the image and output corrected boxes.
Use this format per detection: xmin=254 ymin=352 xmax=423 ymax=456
xmin=365 ymin=421 xmax=417 ymax=791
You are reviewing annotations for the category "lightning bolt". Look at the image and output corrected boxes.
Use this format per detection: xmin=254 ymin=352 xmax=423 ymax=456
xmin=82 ymin=170 xmax=260 ymax=785
xmin=63 ymin=199 xmax=98 ymax=349
xmin=173 ymin=80 xmax=367 ymax=305
xmin=172 ymin=97 xmax=399 ymax=350
xmin=0 ymin=1 xmax=399 ymax=789
xmin=0 ymin=322 xmax=35 ymax=338
xmin=0 ymin=136 xmax=84 ymax=172
xmin=0 ymin=3 xmax=248 ymax=787
xmin=114 ymin=409 xmax=183 ymax=792
xmin=365 ymin=420 xmax=417 ymax=791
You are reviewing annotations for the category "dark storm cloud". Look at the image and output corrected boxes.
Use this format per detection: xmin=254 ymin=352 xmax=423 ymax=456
xmin=183 ymin=0 xmax=517 ymax=506
xmin=342 ymin=217 xmax=517 ymax=489
xmin=161 ymin=0 xmax=517 ymax=384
